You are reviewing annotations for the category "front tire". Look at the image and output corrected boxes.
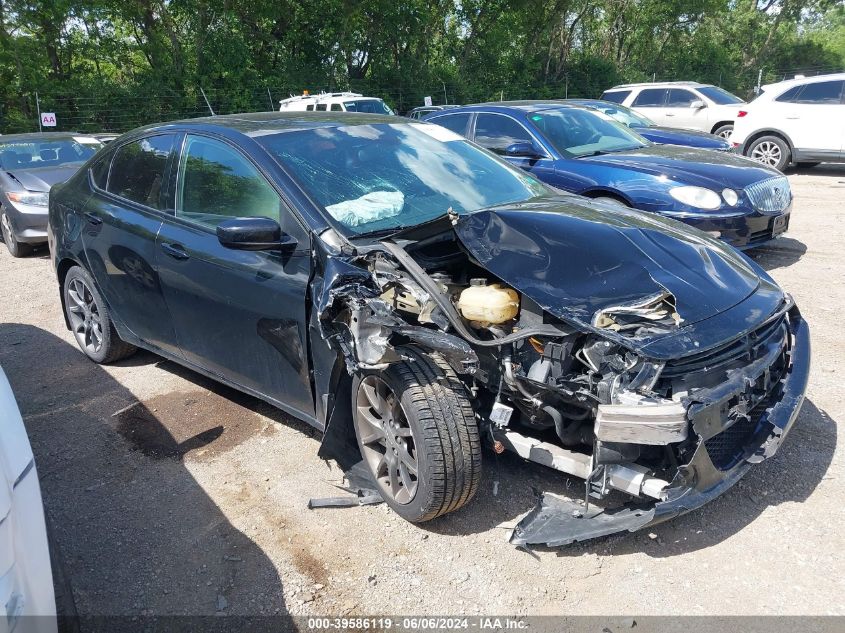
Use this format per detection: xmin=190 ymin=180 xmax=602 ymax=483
xmin=747 ymin=135 xmax=791 ymax=171
xmin=351 ymin=347 xmax=481 ymax=522
xmin=0 ymin=210 xmax=33 ymax=258
xmin=63 ymin=266 xmax=137 ymax=363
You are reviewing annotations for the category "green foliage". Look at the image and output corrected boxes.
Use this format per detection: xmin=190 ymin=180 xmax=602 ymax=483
xmin=0 ymin=0 xmax=841 ymax=132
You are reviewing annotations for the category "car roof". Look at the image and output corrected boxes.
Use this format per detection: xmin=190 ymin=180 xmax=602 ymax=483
xmin=762 ymin=72 xmax=845 ymax=91
xmin=134 ymin=111 xmax=407 ymax=138
xmin=606 ymin=81 xmax=709 ymax=90
xmin=431 ymin=101 xmax=591 ymax=114
xmin=0 ymin=132 xmax=98 ymax=142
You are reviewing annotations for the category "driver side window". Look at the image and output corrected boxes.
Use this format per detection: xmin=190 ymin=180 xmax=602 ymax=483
xmin=474 ymin=114 xmax=533 ymax=154
xmin=176 ymin=135 xmax=280 ymax=229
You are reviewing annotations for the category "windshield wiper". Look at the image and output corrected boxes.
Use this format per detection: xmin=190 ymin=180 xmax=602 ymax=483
xmin=355 ymin=209 xmax=456 ymax=239
xmin=576 ymin=146 xmax=646 ymax=158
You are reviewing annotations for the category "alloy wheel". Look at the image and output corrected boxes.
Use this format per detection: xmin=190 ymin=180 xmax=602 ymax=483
xmin=66 ymin=278 xmax=104 ymax=355
xmin=1 ymin=212 xmax=14 ymax=246
xmin=751 ymin=141 xmax=782 ymax=167
xmin=716 ymin=128 xmax=733 ymax=139
xmin=355 ymin=375 xmax=419 ymax=504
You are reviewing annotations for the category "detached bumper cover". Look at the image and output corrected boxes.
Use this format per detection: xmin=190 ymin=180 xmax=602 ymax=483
xmin=511 ymin=305 xmax=810 ymax=547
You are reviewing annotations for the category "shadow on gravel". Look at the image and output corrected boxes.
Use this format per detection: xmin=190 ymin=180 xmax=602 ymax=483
xmin=747 ymin=237 xmax=807 ymax=272
xmin=0 ymin=323 xmax=292 ymax=628
xmin=111 ymin=350 xmax=317 ymax=441
xmin=424 ymin=399 xmax=834 ymax=557
xmin=789 ymin=164 xmax=845 ymax=178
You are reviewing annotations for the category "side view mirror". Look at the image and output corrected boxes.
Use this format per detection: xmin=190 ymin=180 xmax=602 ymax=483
xmin=216 ymin=217 xmax=297 ymax=253
xmin=690 ymin=99 xmax=706 ymax=109
xmin=505 ymin=141 xmax=543 ymax=158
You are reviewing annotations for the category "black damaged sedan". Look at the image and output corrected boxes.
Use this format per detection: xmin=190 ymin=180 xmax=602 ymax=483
xmin=47 ymin=113 xmax=809 ymax=546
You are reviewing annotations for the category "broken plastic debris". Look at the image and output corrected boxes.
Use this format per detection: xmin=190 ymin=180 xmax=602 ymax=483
xmin=325 ymin=190 xmax=404 ymax=227
xmin=307 ymin=460 xmax=384 ymax=509
xmin=510 ymin=491 xmax=656 ymax=547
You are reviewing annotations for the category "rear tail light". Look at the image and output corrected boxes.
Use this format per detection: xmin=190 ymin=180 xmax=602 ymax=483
xmin=737 ymin=110 xmax=748 ymax=118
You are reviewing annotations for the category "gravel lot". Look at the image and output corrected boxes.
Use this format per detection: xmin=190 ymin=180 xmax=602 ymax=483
xmin=1 ymin=165 xmax=843 ymax=618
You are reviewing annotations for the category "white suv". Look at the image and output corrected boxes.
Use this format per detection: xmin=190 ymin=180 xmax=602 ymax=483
xmin=600 ymin=82 xmax=747 ymax=138
xmin=278 ymin=92 xmax=393 ymax=115
xmin=730 ymin=73 xmax=845 ymax=171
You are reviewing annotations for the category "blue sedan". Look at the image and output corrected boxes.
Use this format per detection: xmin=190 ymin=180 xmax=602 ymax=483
xmin=423 ymin=102 xmax=791 ymax=249
xmin=565 ymin=99 xmax=732 ymax=152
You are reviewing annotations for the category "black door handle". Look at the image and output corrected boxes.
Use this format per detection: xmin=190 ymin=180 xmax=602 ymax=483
xmin=83 ymin=212 xmax=102 ymax=226
xmin=161 ymin=242 xmax=189 ymax=260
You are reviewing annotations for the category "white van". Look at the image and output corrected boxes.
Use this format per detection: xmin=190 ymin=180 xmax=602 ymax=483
xmin=278 ymin=92 xmax=393 ymax=115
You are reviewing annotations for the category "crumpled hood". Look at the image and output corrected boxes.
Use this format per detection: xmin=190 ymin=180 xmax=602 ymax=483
xmin=5 ymin=165 xmax=80 ymax=192
xmin=576 ymin=144 xmax=778 ymax=190
xmin=634 ymin=126 xmax=729 ymax=149
xmin=453 ymin=197 xmax=783 ymax=356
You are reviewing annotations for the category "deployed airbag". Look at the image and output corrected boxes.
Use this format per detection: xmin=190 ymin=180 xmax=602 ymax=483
xmin=325 ymin=191 xmax=404 ymax=227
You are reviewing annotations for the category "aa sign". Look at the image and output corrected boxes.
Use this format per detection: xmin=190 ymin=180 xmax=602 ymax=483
xmin=41 ymin=112 xmax=57 ymax=127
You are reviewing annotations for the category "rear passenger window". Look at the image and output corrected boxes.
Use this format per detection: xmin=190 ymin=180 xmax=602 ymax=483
xmin=793 ymin=81 xmax=844 ymax=104
xmin=306 ymin=104 xmax=315 ymax=111
xmin=666 ymin=89 xmax=697 ymax=106
xmin=429 ymin=113 xmax=470 ymax=136
xmin=176 ymin=135 xmax=280 ymax=229
xmin=775 ymin=86 xmax=803 ymax=102
xmin=107 ymin=135 xmax=175 ymax=209
xmin=474 ymin=114 xmax=534 ymax=154
xmin=600 ymin=90 xmax=631 ymax=104
xmin=632 ymin=89 xmax=667 ymax=107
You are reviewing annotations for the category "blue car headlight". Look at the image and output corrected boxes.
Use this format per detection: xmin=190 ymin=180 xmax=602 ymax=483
xmin=722 ymin=188 xmax=739 ymax=206
xmin=669 ymin=186 xmax=722 ymax=210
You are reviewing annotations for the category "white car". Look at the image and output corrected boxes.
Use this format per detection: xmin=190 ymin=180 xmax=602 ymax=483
xmin=600 ymin=81 xmax=747 ymax=139
xmin=278 ymin=92 xmax=393 ymax=115
xmin=0 ymin=365 xmax=57 ymax=633
xmin=730 ymin=73 xmax=845 ymax=171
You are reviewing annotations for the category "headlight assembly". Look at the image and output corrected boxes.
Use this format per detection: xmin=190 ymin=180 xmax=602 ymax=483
xmin=722 ymin=188 xmax=739 ymax=206
xmin=7 ymin=191 xmax=49 ymax=207
xmin=668 ymin=186 xmax=722 ymax=210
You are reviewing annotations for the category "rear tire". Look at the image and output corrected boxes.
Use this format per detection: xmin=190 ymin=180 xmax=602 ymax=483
xmin=351 ymin=347 xmax=481 ymax=522
xmin=63 ymin=266 xmax=137 ymax=363
xmin=747 ymin=135 xmax=791 ymax=171
xmin=713 ymin=124 xmax=733 ymax=139
xmin=0 ymin=210 xmax=33 ymax=258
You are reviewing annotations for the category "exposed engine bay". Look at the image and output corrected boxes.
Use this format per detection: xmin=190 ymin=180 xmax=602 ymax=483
xmin=313 ymin=210 xmax=809 ymax=546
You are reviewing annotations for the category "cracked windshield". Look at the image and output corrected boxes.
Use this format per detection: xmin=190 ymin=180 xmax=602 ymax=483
xmin=260 ymin=122 xmax=549 ymax=235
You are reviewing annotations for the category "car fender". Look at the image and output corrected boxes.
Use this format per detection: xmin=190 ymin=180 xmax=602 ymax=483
xmin=553 ymin=163 xmax=672 ymax=212
xmin=740 ymin=127 xmax=796 ymax=153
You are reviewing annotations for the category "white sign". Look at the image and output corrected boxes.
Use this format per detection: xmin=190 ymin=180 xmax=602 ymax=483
xmin=423 ymin=96 xmax=432 ymax=107
xmin=41 ymin=112 xmax=57 ymax=127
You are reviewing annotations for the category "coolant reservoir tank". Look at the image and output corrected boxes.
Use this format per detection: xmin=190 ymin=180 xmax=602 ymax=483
xmin=457 ymin=279 xmax=519 ymax=326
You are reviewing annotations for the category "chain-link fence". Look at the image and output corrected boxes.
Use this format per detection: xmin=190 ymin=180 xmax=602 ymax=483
xmin=7 ymin=64 xmax=842 ymax=135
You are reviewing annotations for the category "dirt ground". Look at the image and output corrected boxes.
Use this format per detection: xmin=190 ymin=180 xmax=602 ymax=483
xmin=1 ymin=165 xmax=843 ymax=619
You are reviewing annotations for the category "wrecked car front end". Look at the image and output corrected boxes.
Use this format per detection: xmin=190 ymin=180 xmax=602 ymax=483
xmin=312 ymin=195 xmax=809 ymax=546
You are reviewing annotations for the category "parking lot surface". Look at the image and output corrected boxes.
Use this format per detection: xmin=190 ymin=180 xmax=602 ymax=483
xmin=1 ymin=165 xmax=843 ymax=617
